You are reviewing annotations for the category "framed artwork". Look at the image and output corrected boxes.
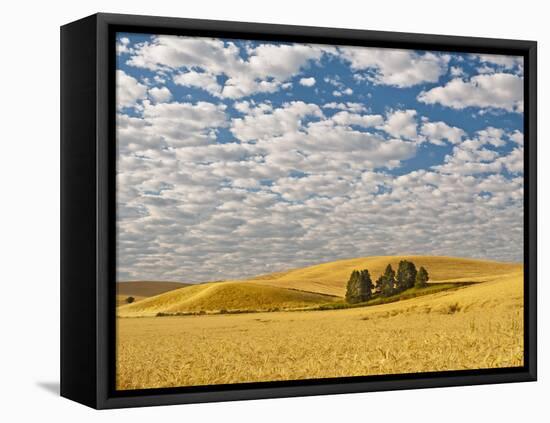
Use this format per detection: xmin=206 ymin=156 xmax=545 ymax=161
xmin=60 ymin=13 xmax=537 ymax=409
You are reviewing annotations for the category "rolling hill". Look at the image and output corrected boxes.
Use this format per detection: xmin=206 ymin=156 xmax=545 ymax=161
xmin=116 ymin=263 xmax=524 ymax=389
xmin=116 ymin=281 xmax=190 ymax=306
xmin=229 ymin=255 xmax=522 ymax=297
xmin=117 ymin=282 xmax=339 ymax=317
xmin=116 ymin=255 xmax=522 ymax=316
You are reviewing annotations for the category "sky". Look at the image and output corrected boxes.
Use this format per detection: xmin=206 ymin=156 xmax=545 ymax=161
xmin=115 ymin=33 xmax=524 ymax=283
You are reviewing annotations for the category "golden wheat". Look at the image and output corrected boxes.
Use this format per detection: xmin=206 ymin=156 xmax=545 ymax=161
xmin=117 ymin=282 xmax=339 ymax=317
xmin=116 ymin=264 xmax=523 ymax=390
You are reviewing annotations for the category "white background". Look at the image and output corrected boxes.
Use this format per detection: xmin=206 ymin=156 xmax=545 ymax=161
xmin=0 ymin=0 xmax=546 ymax=421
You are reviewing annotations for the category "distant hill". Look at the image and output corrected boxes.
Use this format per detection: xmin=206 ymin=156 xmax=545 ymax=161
xmin=117 ymin=282 xmax=338 ymax=317
xmin=116 ymin=255 xmax=522 ymax=315
xmin=228 ymin=255 xmax=522 ymax=297
xmin=116 ymin=281 xmax=190 ymax=306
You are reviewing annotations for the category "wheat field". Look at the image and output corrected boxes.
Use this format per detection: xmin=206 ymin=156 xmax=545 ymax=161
xmin=117 ymin=281 xmax=339 ymax=317
xmin=116 ymin=256 xmax=523 ymax=390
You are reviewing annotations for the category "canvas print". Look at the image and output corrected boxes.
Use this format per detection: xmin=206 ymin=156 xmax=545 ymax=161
xmin=115 ymin=33 xmax=525 ymax=391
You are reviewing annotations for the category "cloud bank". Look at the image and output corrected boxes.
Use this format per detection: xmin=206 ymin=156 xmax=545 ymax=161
xmin=115 ymin=34 xmax=524 ymax=282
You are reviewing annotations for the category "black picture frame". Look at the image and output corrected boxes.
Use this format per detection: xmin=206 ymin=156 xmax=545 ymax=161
xmin=60 ymin=12 xmax=537 ymax=409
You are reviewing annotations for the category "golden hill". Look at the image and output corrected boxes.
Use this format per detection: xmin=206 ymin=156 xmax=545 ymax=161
xmin=116 ymin=281 xmax=190 ymax=306
xmin=230 ymin=255 xmax=522 ymax=297
xmin=116 ymin=266 xmax=524 ymax=389
xmin=117 ymin=282 xmax=338 ymax=317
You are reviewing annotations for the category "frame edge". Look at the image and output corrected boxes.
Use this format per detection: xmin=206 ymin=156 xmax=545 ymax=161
xmin=83 ymin=12 xmax=538 ymax=409
xmin=60 ymin=14 xmax=100 ymax=409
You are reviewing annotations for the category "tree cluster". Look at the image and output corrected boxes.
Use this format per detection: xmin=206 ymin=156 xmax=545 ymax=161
xmin=345 ymin=260 xmax=429 ymax=304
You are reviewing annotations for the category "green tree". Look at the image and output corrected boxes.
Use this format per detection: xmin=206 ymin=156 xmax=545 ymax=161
xmin=396 ymin=260 xmax=417 ymax=292
xmin=345 ymin=269 xmax=374 ymax=303
xmin=359 ymin=269 xmax=374 ymax=301
xmin=377 ymin=264 xmax=396 ymax=297
xmin=345 ymin=270 xmax=362 ymax=304
xmin=415 ymin=266 xmax=429 ymax=288
xmin=126 ymin=296 xmax=135 ymax=304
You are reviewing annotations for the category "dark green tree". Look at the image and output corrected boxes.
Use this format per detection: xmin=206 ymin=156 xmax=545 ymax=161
xmin=396 ymin=260 xmax=418 ymax=292
xmin=415 ymin=266 xmax=429 ymax=288
xmin=377 ymin=264 xmax=396 ymax=297
xmin=126 ymin=296 xmax=135 ymax=304
xmin=358 ymin=269 xmax=374 ymax=301
xmin=345 ymin=270 xmax=362 ymax=303
xmin=345 ymin=269 xmax=374 ymax=303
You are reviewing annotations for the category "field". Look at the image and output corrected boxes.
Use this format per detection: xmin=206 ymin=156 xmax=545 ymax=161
xmin=116 ymin=256 xmax=524 ymax=390
xmin=225 ymin=255 xmax=521 ymax=296
xmin=117 ymin=282 xmax=339 ymax=317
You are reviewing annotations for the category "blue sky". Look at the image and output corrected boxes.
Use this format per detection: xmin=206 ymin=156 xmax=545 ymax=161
xmin=115 ymin=33 xmax=524 ymax=282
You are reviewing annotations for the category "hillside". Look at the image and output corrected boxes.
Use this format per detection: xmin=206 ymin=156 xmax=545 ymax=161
xmin=116 ymin=265 xmax=524 ymax=389
xmin=117 ymin=282 xmax=339 ymax=317
xmin=116 ymin=255 xmax=522 ymax=315
xmin=116 ymin=281 xmax=190 ymax=306
xmin=230 ymin=255 xmax=522 ymax=297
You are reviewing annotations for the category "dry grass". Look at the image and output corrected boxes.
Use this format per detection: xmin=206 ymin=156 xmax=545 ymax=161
xmin=116 ymin=266 xmax=523 ymax=390
xmin=117 ymin=282 xmax=339 ymax=317
xmin=229 ymin=255 xmax=522 ymax=297
xmin=116 ymin=281 xmax=189 ymax=305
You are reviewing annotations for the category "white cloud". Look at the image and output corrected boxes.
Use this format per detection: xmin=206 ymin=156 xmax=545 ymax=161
xmin=233 ymin=100 xmax=273 ymax=116
xmin=477 ymin=65 xmax=497 ymax=75
xmin=340 ymin=47 xmax=449 ymax=87
xmin=127 ymin=36 xmax=237 ymax=71
xmin=175 ymin=143 xmax=258 ymax=164
xmin=116 ymin=37 xmax=132 ymax=55
xmin=142 ymin=101 xmax=227 ymax=131
xmin=281 ymin=120 xmax=417 ymax=170
xmin=418 ymin=73 xmax=523 ymax=113
xmin=324 ymin=75 xmax=344 ymax=88
xmin=229 ymin=102 xmax=416 ymax=173
xmin=116 ymin=37 xmax=524 ymax=282
xmin=473 ymin=54 xmax=523 ymax=70
xmin=174 ymin=71 xmax=222 ymax=97
xmin=272 ymin=173 xmax=354 ymax=201
xmin=127 ymin=35 xmax=325 ymax=99
xmin=231 ymin=101 xmax=323 ymax=142
xmin=450 ymin=66 xmax=464 ymax=77
xmin=148 ymin=86 xmax=172 ymax=103
xmin=117 ymin=100 xmax=228 ymax=153
xmin=476 ymin=127 xmax=507 ymax=147
xmin=299 ymin=77 xmax=316 ymax=87
xmin=433 ymin=127 xmax=523 ymax=176
xmin=116 ymin=70 xmax=147 ymax=109
xmin=247 ymin=43 xmax=324 ymax=80
xmin=322 ymin=102 xmax=367 ymax=113
xmin=499 ymin=147 xmax=524 ymax=174
xmin=331 ymin=111 xmax=384 ymax=128
xmin=331 ymin=88 xmax=353 ymax=97
xmin=509 ymin=130 xmax=524 ymax=146
xmin=420 ymin=121 xmax=465 ymax=145
xmin=117 ymin=106 xmax=524 ymax=280
xmin=379 ymin=109 xmax=418 ymax=139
